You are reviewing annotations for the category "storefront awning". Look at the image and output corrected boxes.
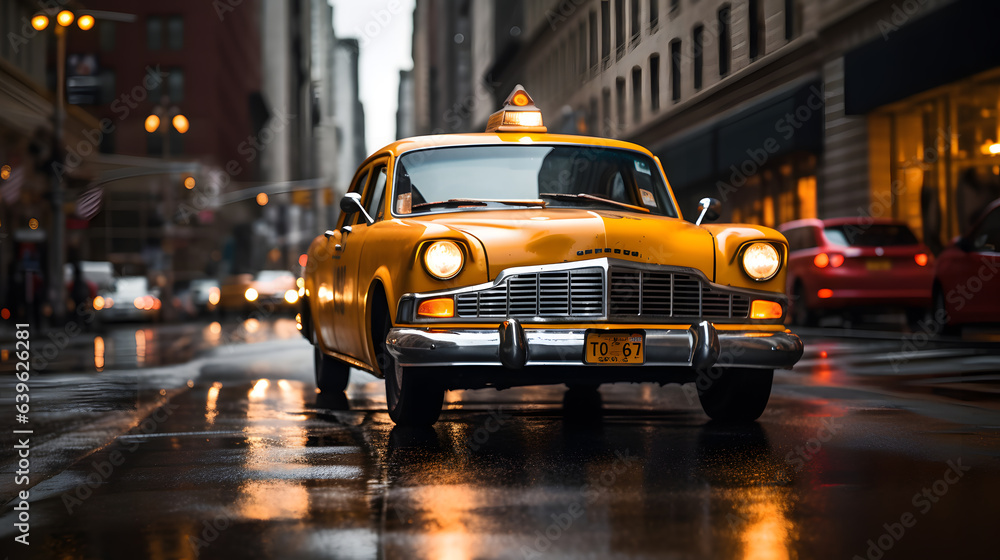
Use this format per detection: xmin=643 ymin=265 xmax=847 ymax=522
xmin=844 ymin=0 xmax=1000 ymax=115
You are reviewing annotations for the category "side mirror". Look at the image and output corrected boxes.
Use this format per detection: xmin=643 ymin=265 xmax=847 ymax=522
xmin=339 ymin=192 xmax=374 ymax=225
xmin=695 ymin=197 xmax=722 ymax=226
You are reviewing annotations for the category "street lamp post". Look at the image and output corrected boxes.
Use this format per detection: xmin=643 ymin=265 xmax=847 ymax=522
xmin=32 ymin=10 xmax=95 ymax=324
xmin=145 ymin=99 xmax=188 ymax=321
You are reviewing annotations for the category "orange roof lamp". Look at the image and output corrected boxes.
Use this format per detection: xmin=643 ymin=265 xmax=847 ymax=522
xmin=485 ymin=85 xmax=548 ymax=134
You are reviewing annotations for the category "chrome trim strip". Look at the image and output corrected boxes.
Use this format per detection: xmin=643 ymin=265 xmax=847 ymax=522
xmin=386 ymin=325 xmax=803 ymax=370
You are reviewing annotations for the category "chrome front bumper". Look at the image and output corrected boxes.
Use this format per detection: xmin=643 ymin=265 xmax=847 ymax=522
xmin=386 ymin=319 xmax=803 ymax=371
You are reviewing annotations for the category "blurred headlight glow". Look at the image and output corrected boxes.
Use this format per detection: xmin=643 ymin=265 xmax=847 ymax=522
xmin=423 ymin=241 xmax=464 ymax=279
xmin=208 ymin=287 xmax=221 ymax=306
xmin=245 ymin=288 xmax=259 ymax=302
xmin=284 ymin=289 xmax=299 ymax=304
xmin=742 ymin=243 xmax=781 ymax=281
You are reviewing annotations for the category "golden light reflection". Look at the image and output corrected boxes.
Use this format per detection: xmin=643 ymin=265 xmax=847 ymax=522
xmin=94 ymin=336 xmax=105 ymax=371
xmin=248 ymin=379 xmax=269 ymax=401
xmin=277 ymin=379 xmax=292 ymax=392
xmin=408 ymin=485 xmax=479 ymax=560
xmin=244 ymin=317 xmax=260 ymax=333
xmin=135 ymin=330 xmax=146 ymax=364
xmin=206 ymin=382 xmax=222 ymax=424
xmin=734 ymin=486 xmax=795 ymax=560
xmin=204 ymin=321 xmax=222 ymax=346
xmin=238 ymin=482 xmax=309 ymax=520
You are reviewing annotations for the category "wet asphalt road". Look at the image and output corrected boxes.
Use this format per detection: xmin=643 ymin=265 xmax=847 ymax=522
xmin=2 ymin=319 xmax=1000 ymax=559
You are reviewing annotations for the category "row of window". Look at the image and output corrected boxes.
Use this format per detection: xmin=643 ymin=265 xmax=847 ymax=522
xmin=537 ymin=0 xmax=802 ymax=132
xmin=147 ymin=16 xmax=184 ymax=51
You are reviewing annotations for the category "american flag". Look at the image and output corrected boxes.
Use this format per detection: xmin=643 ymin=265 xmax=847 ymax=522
xmin=76 ymin=186 xmax=104 ymax=220
xmin=1 ymin=167 xmax=24 ymax=204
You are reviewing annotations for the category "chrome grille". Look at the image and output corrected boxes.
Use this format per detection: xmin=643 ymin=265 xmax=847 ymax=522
xmin=455 ymin=268 xmax=604 ymax=318
xmin=608 ymin=268 xmax=750 ymax=320
xmin=453 ymin=265 xmax=751 ymax=321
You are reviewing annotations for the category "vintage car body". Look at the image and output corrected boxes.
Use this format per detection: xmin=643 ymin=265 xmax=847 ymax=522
xmin=300 ymin=87 xmax=803 ymax=425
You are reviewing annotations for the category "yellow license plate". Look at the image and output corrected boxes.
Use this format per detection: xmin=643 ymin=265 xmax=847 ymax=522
xmin=866 ymin=259 xmax=892 ymax=271
xmin=585 ymin=331 xmax=645 ymax=365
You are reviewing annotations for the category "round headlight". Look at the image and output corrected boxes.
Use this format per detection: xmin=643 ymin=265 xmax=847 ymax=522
xmin=424 ymin=241 xmax=464 ymax=279
xmin=245 ymin=288 xmax=259 ymax=302
xmin=742 ymin=242 xmax=781 ymax=281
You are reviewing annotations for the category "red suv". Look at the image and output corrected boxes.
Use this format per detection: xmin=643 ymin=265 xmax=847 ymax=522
xmin=779 ymin=218 xmax=934 ymax=325
xmin=933 ymin=200 xmax=1000 ymax=329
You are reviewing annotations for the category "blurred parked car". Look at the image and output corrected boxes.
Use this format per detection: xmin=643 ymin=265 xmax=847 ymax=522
xmin=780 ymin=218 xmax=934 ymax=325
xmin=189 ymin=278 xmax=221 ymax=314
xmin=218 ymin=271 xmax=297 ymax=314
xmin=933 ymin=199 xmax=1000 ymax=329
xmin=94 ymin=276 xmax=161 ymax=322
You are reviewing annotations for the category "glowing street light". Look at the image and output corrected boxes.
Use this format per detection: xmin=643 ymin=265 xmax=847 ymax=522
xmin=56 ymin=10 xmax=75 ymax=26
xmin=77 ymin=14 xmax=95 ymax=30
xmin=144 ymin=114 xmax=160 ymax=133
xmin=31 ymin=14 xmax=48 ymax=30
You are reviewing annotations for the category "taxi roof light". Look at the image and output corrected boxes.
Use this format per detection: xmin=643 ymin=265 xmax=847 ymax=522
xmin=485 ymin=84 xmax=547 ymax=133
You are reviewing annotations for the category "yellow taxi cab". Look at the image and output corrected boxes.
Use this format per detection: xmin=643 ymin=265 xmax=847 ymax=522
xmin=299 ymin=86 xmax=803 ymax=426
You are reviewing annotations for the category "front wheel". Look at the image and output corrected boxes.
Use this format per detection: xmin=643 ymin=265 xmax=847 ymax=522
xmin=314 ymin=345 xmax=349 ymax=393
xmin=697 ymin=368 xmax=773 ymax=422
xmin=377 ymin=314 xmax=444 ymax=426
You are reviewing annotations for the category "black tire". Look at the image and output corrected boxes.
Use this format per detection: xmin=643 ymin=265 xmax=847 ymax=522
xmin=791 ymin=283 xmax=818 ymax=327
xmin=697 ymin=368 xmax=773 ymax=422
xmin=314 ymin=345 xmax=350 ymax=393
xmin=376 ymin=312 xmax=444 ymax=426
xmin=933 ymin=288 xmax=959 ymax=337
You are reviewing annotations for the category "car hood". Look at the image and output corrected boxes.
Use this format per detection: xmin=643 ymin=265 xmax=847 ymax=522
xmin=415 ymin=208 xmax=717 ymax=280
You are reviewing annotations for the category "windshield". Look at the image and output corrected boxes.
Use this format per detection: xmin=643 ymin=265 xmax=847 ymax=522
xmin=392 ymin=145 xmax=678 ymax=217
xmin=824 ymin=224 xmax=920 ymax=247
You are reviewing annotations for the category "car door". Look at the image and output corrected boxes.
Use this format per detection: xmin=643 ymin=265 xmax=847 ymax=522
xmin=316 ymin=166 xmax=369 ymax=355
xmin=335 ymin=158 xmax=389 ymax=362
xmin=953 ymin=206 xmax=1000 ymax=322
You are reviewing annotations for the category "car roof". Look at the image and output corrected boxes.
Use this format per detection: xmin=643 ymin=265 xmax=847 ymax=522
xmin=779 ymin=217 xmax=910 ymax=231
xmin=365 ymin=132 xmax=657 ymax=162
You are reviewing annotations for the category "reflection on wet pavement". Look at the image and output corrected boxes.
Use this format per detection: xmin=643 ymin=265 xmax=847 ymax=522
xmin=3 ymin=327 xmax=999 ymax=559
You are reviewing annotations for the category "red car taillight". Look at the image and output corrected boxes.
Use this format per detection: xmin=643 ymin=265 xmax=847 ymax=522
xmin=915 ymin=253 xmax=929 ymax=266
xmin=814 ymin=253 xmax=844 ymax=268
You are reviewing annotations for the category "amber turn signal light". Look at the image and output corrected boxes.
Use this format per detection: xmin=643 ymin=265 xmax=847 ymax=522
xmin=417 ymin=298 xmax=455 ymax=318
xmin=750 ymin=300 xmax=783 ymax=320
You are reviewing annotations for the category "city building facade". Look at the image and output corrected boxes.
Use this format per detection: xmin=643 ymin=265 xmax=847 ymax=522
xmin=411 ymin=0 xmax=1000 ymax=251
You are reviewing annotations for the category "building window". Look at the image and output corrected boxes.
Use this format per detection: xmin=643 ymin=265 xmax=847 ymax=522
xmin=650 ymin=54 xmax=661 ymax=112
xmin=167 ymin=16 xmax=184 ymax=50
xmin=632 ymin=67 xmax=642 ymax=123
xmin=649 ymin=0 xmax=659 ymax=31
xmin=152 ymin=68 xmax=185 ymax=103
xmin=589 ymin=96 xmax=599 ymax=134
xmin=670 ymin=39 xmax=681 ymax=102
xmin=718 ymin=5 xmax=731 ymax=76
xmin=147 ymin=16 xmax=162 ymax=50
xmin=589 ymin=11 xmax=599 ymax=69
xmin=601 ymin=2 xmax=611 ymax=64
xmin=749 ymin=0 xmax=763 ymax=60
xmin=602 ymin=87 xmax=612 ymax=135
xmin=630 ymin=0 xmax=641 ymax=43
xmin=616 ymin=77 xmax=626 ymax=129
xmin=615 ymin=0 xmax=625 ymax=59
xmin=693 ymin=25 xmax=704 ymax=90
xmin=99 ymin=21 xmax=116 ymax=52
xmin=785 ymin=0 xmax=798 ymax=41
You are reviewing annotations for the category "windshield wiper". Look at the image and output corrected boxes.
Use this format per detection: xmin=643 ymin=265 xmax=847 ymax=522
xmin=538 ymin=193 xmax=650 ymax=213
xmin=412 ymin=199 xmax=547 ymax=210
xmin=412 ymin=199 xmax=488 ymax=210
